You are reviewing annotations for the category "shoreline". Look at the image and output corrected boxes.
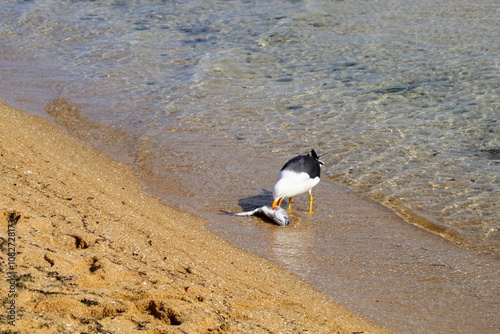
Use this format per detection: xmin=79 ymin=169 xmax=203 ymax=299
xmin=0 ymin=100 xmax=390 ymax=332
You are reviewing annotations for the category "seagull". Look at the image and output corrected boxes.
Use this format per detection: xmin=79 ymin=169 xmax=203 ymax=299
xmin=271 ymin=149 xmax=323 ymax=214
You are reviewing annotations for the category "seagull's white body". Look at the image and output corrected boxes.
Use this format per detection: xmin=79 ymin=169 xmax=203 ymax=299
xmin=273 ymin=170 xmax=320 ymax=201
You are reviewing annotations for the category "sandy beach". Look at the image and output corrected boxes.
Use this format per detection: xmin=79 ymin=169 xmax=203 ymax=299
xmin=0 ymin=100 xmax=390 ymax=333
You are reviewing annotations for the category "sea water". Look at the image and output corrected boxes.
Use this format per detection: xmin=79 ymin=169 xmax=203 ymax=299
xmin=1 ymin=0 xmax=499 ymax=333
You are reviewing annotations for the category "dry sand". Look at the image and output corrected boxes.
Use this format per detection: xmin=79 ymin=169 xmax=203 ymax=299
xmin=0 ymin=100 xmax=391 ymax=333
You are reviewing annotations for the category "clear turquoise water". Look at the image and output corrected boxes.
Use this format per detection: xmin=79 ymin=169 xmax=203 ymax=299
xmin=1 ymin=1 xmax=499 ymax=332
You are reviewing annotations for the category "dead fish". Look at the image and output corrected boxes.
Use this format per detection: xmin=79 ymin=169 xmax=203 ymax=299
xmin=235 ymin=205 xmax=290 ymax=226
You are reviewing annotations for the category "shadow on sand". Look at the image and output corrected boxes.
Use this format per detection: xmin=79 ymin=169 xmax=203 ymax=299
xmin=237 ymin=189 xmax=274 ymax=211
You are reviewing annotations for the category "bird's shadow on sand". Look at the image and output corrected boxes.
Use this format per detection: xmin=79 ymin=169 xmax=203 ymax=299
xmin=219 ymin=189 xmax=273 ymax=216
xmin=237 ymin=189 xmax=274 ymax=211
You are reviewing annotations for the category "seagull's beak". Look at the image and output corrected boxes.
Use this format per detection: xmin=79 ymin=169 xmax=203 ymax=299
xmin=272 ymin=197 xmax=282 ymax=210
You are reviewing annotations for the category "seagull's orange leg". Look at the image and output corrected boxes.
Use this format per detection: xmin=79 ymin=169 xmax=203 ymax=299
xmin=287 ymin=197 xmax=293 ymax=212
xmin=308 ymin=190 xmax=314 ymax=215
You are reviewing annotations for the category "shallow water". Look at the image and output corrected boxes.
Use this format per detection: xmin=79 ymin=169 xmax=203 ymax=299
xmin=1 ymin=0 xmax=499 ymax=332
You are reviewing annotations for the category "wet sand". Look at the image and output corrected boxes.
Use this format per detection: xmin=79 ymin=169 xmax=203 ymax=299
xmin=0 ymin=100 xmax=390 ymax=333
